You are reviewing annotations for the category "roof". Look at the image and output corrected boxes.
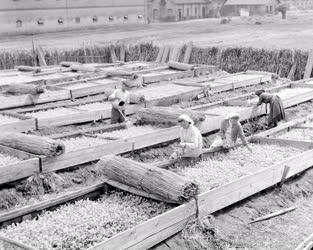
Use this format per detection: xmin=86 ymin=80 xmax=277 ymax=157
xmin=224 ymin=0 xmax=276 ymax=6
xmin=171 ymin=0 xmax=208 ymax=4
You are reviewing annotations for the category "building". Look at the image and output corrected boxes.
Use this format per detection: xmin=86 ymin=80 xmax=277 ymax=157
xmin=281 ymin=0 xmax=313 ymax=10
xmin=147 ymin=0 xmax=213 ymax=22
xmin=0 ymin=0 xmax=146 ymax=34
xmin=222 ymin=0 xmax=279 ymax=16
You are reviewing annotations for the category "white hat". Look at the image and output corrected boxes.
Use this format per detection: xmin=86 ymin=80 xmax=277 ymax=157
xmin=178 ymin=114 xmax=194 ymax=125
xmin=226 ymin=112 xmax=240 ymax=119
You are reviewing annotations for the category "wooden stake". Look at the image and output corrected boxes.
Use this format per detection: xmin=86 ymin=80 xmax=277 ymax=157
xmin=183 ymin=41 xmax=193 ymax=64
xmin=279 ymin=165 xmax=290 ymax=187
xmin=249 ymin=206 xmax=296 ymax=224
xmin=155 ymin=46 xmax=165 ymax=63
xmin=36 ymin=45 xmax=47 ymax=67
xmin=304 ymin=50 xmax=313 ymax=79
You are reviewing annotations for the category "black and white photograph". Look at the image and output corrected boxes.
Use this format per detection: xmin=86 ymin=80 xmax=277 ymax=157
xmin=0 ymin=0 xmax=313 ymax=249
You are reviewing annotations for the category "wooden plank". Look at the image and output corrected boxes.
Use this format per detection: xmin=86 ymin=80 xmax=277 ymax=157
xmin=0 ymin=145 xmax=38 ymax=160
xmin=142 ymin=70 xmax=194 ymax=84
xmin=49 ymin=123 xmax=127 ymax=139
xmin=250 ymin=136 xmax=313 ymax=150
xmin=0 ymin=183 xmax=106 ymax=224
xmin=70 ymin=82 xmax=121 ymax=99
xmin=161 ymin=46 xmax=170 ymax=64
xmin=304 ymin=50 xmax=313 ymax=79
xmin=0 ymin=118 xmax=36 ymax=133
xmin=0 ymin=158 xmax=40 ymax=185
xmin=0 ymin=235 xmax=36 ymax=250
xmin=36 ymin=109 xmax=111 ymax=127
xmin=0 ymin=90 xmax=71 ymax=110
xmin=183 ymin=42 xmax=193 ymax=64
xmin=41 ymin=141 xmax=134 ymax=172
xmin=256 ymin=114 xmax=313 ymax=137
xmin=90 ymin=149 xmax=313 ymax=250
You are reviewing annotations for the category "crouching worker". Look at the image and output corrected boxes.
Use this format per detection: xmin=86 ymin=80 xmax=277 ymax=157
xmin=108 ymin=82 xmax=130 ymax=124
xmin=170 ymin=114 xmax=203 ymax=160
xmin=255 ymin=89 xmax=285 ymax=128
xmin=210 ymin=113 xmax=252 ymax=152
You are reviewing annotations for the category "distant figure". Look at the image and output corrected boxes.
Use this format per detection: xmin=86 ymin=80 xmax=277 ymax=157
xmin=108 ymin=82 xmax=130 ymax=124
xmin=210 ymin=113 xmax=252 ymax=152
xmin=255 ymin=89 xmax=285 ymax=128
xmin=170 ymin=114 xmax=203 ymax=160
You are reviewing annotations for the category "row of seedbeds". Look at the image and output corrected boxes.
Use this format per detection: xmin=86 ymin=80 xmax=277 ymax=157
xmin=1 ymin=79 xmax=308 ymax=185
xmin=0 ymin=70 xmax=272 ymax=132
xmin=1 ymin=75 xmax=313 ymax=249
xmin=0 ymin=61 xmax=218 ymax=111
xmin=2 ymin=115 xmax=313 ymax=250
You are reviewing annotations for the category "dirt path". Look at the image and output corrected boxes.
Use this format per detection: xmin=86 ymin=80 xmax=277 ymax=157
xmin=1 ymin=11 xmax=313 ymax=50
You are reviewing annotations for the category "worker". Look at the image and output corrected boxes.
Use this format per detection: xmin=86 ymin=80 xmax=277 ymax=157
xmin=255 ymin=89 xmax=285 ymax=128
xmin=108 ymin=82 xmax=130 ymax=124
xmin=210 ymin=113 xmax=252 ymax=152
xmin=170 ymin=114 xmax=203 ymax=160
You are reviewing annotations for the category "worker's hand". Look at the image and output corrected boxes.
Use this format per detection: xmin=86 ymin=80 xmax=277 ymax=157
xmin=179 ymin=143 xmax=186 ymax=148
xmin=246 ymin=145 xmax=253 ymax=153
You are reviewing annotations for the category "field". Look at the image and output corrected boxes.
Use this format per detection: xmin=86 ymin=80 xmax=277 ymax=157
xmin=1 ymin=9 xmax=313 ymax=250
xmin=1 ymin=11 xmax=313 ymax=50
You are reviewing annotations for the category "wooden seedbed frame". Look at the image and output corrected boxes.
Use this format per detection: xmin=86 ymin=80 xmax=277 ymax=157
xmin=1 ymin=81 xmax=312 ymax=186
xmin=3 ymin=131 xmax=313 ymax=250
xmin=12 ymin=72 xmax=276 ymax=130
xmin=0 ymin=145 xmax=40 ymax=185
xmin=0 ymin=111 xmax=36 ymax=132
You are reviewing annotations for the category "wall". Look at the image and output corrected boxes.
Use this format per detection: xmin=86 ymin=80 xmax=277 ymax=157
xmin=0 ymin=0 xmax=146 ymax=35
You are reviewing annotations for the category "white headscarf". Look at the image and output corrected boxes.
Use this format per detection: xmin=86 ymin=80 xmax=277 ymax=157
xmin=178 ymin=114 xmax=194 ymax=125
xmin=226 ymin=112 xmax=240 ymax=120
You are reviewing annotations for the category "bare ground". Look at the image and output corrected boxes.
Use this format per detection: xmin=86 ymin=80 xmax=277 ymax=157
xmin=1 ymin=11 xmax=313 ymax=51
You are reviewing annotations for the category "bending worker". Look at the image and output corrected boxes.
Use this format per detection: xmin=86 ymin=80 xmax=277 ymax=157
xmin=170 ymin=114 xmax=203 ymax=160
xmin=108 ymin=82 xmax=130 ymax=124
xmin=255 ymin=89 xmax=285 ymax=128
xmin=210 ymin=113 xmax=252 ymax=152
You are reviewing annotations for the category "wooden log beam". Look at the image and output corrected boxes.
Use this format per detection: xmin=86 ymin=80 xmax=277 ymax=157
xmin=16 ymin=66 xmax=41 ymax=73
xmin=168 ymin=61 xmax=194 ymax=71
xmin=0 ymin=133 xmax=65 ymax=157
xmin=5 ymin=83 xmax=45 ymax=95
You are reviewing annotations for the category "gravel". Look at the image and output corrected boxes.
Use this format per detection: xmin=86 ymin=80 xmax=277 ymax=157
xmin=275 ymin=128 xmax=313 ymax=141
xmin=75 ymin=102 xmax=111 ymax=111
xmin=25 ymin=108 xmax=82 ymax=119
xmin=204 ymin=106 xmax=248 ymax=116
xmin=96 ymin=125 xmax=157 ymax=138
xmin=0 ymin=191 xmax=172 ymax=250
xmin=178 ymin=143 xmax=304 ymax=192
xmin=0 ymin=153 xmax=20 ymax=167
xmin=58 ymin=136 xmax=109 ymax=152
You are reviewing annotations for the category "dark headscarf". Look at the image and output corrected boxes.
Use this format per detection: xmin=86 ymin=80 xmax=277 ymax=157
xmin=255 ymin=89 xmax=265 ymax=96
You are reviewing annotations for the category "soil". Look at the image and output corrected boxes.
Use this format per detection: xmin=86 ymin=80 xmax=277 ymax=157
xmin=1 ymin=11 xmax=313 ymax=50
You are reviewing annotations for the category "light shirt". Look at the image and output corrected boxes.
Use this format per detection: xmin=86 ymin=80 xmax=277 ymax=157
xmin=180 ymin=124 xmax=203 ymax=157
xmin=109 ymin=89 xmax=130 ymax=110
